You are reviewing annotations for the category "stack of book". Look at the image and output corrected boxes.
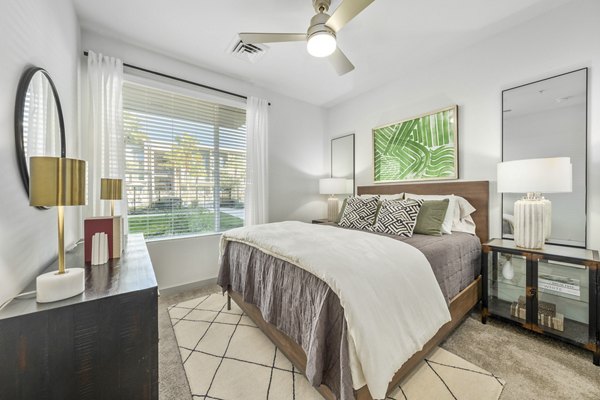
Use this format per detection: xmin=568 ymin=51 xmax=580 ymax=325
xmin=509 ymin=299 xmax=526 ymax=320
xmin=509 ymin=296 xmax=564 ymax=331
xmin=539 ymin=274 xmax=580 ymax=297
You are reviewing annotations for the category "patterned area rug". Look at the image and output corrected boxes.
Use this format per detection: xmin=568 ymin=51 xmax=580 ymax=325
xmin=169 ymin=294 xmax=505 ymax=400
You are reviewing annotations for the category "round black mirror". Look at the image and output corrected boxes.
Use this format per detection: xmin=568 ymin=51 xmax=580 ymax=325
xmin=14 ymin=67 xmax=66 ymax=209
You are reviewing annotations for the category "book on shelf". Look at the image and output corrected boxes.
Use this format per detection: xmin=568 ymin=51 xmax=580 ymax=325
xmin=510 ymin=298 xmax=564 ymax=331
xmin=537 ymin=312 xmax=565 ymax=332
xmin=538 ymin=274 xmax=580 ymax=297
xmin=510 ymin=301 xmax=526 ymax=320
xmin=518 ymin=296 xmax=556 ymax=316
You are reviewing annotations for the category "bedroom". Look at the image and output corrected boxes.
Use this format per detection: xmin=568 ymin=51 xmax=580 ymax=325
xmin=0 ymin=0 xmax=598 ymax=399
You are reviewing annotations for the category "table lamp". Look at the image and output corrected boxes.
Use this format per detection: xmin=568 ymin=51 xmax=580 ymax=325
xmin=497 ymin=157 xmax=572 ymax=252
xmin=319 ymin=178 xmax=349 ymax=221
xmin=100 ymin=178 xmax=122 ymax=216
xmin=30 ymin=156 xmax=87 ymax=303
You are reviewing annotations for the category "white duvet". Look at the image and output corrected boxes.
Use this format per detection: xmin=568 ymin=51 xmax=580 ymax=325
xmin=220 ymin=221 xmax=451 ymax=399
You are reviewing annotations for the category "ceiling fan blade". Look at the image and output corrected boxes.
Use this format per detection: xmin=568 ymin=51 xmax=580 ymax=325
xmin=328 ymin=47 xmax=355 ymax=75
xmin=239 ymin=33 xmax=306 ymax=44
xmin=326 ymin=0 xmax=375 ymax=32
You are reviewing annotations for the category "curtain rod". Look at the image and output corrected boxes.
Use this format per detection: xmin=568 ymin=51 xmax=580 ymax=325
xmin=82 ymin=50 xmax=270 ymax=106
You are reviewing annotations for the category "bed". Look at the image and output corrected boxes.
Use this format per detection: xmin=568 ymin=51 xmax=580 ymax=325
xmin=218 ymin=181 xmax=489 ymax=400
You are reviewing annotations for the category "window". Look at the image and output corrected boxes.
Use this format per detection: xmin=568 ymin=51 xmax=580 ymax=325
xmin=123 ymin=81 xmax=246 ymax=239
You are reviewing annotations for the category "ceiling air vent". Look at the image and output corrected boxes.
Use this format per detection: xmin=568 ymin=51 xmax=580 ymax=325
xmin=228 ymin=36 xmax=269 ymax=63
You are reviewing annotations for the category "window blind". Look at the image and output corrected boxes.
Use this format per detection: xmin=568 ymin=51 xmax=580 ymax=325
xmin=123 ymin=81 xmax=246 ymax=239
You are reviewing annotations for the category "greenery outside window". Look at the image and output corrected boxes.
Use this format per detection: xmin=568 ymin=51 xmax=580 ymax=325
xmin=123 ymin=81 xmax=246 ymax=239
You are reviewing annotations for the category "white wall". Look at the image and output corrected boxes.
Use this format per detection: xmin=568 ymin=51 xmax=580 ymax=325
xmin=325 ymin=0 xmax=600 ymax=251
xmin=267 ymin=94 xmax=326 ymax=222
xmin=81 ymin=30 xmax=327 ymax=290
xmin=0 ymin=0 xmax=80 ymax=306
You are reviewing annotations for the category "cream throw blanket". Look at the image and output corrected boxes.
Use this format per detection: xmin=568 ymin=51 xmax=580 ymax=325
xmin=220 ymin=221 xmax=451 ymax=399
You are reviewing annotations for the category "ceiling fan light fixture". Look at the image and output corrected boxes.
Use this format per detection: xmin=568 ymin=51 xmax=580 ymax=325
xmin=307 ymin=31 xmax=336 ymax=57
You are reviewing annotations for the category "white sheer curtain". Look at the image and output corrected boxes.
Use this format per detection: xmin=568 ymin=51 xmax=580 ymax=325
xmin=83 ymin=51 xmax=126 ymax=224
xmin=244 ymin=97 xmax=269 ymax=225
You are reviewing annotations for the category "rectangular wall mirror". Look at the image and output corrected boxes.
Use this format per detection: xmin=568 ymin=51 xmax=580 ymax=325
xmin=502 ymin=68 xmax=587 ymax=247
xmin=331 ymin=133 xmax=355 ymax=195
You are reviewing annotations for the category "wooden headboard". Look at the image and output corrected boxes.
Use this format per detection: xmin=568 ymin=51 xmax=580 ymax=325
xmin=357 ymin=181 xmax=489 ymax=243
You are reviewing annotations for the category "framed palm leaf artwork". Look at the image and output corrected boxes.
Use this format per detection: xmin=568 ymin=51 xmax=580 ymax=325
xmin=373 ymin=105 xmax=458 ymax=183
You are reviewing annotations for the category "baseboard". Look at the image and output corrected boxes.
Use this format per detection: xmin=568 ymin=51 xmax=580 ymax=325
xmin=159 ymin=277 xmax=218 ymax=296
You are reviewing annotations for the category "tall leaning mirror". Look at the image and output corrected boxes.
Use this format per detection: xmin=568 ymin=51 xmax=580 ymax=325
xmin=331 ymin=133 xmax=355 ymax=195
xmin=14 ymin=67 xmax=66 ymax=208
xmin=502 ymin=68 xmax=587 ymax=247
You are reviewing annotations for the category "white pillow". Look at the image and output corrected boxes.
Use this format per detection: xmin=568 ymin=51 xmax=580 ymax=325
xmin=454 ymin=196 xmax=476 ymax=220
xmin=453 ymin=214 xmax=476 ymax=235
xmin=405 ymin=193 xmax=456 ymax=234
xmin=452 ymin=196 xmax=477 ymax=235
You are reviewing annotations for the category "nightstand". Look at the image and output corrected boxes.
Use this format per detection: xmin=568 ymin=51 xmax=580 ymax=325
xmin=312 ymin=219 xmax=331 ymax=224
xmin=482 ymin=238 xmax=599 ymax=365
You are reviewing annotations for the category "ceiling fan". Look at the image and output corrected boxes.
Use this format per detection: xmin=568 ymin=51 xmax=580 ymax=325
xmin=239 ymin=0 xmax=375 ymax=76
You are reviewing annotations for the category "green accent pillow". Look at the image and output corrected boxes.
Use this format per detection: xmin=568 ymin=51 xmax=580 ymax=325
xmin=414 ymin=199 xmax=450 ymax=236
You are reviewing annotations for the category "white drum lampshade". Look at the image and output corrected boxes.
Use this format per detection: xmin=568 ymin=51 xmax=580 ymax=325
xmin=498 ymin=157 xmax=572 ymax=250
xmin=497 ymin=157 xmax=572 ymax=194
xmin=319 ymin=178 xmax=350 ymax=221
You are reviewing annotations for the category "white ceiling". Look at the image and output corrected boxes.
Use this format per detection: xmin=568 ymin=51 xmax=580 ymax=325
xmin=73 ymin=0 xmax=572 ymax=107
xmin=504 ymin=69 xmax=587 ymax=119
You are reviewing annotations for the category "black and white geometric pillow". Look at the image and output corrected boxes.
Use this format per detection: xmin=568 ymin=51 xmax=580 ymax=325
xmin=339 ymin=196 xmax=380 ymax=230
xmin=373 ymin=199 xmax=423 ymax=237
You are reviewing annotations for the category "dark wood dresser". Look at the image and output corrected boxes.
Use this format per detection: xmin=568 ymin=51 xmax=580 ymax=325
xmin=0 ymin=234 xmax=158 ymax=400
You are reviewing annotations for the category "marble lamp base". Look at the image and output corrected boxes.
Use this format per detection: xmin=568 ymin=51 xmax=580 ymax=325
xmin=36 ymin=267 xmax=85 ymax=303
xmin=514 ymin=198 xmax=546 ymax=249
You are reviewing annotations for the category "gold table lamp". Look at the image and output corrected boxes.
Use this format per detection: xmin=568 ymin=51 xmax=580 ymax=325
xmin=100 ymin=178 xmax=122 ymax=216
xmin=30 ymin=156 xmax=87 ymax=303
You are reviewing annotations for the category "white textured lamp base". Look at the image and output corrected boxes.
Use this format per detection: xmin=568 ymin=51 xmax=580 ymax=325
xmin=36 ymin=268 xmax=85 ymax=303
xmin=327 ymin=197 xmax=339 ymax=222
xmin=514 ymin=199 xmax=546 ymax=249
xmin=542 ymin=197 xmax=552 ymax=240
